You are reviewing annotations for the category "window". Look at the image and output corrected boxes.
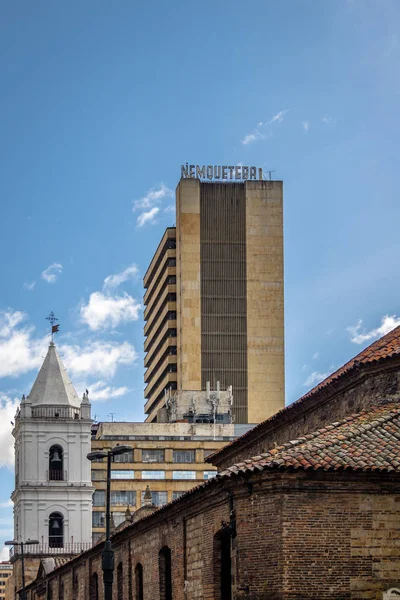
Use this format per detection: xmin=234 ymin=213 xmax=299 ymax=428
xmin=172 ymin=471 xmax=196 ymax=480
xmin=113 ymin=450 xmax=133 ymax=463
xmin=111 ymin=491 xmax=136 ymax=506
xmin=92 ymin=490 xmax=105 ymax=506
xmin=204 ymin=471 xmax=217 ymax=480
xmin=173 ymin=450 xmax=195 ymax=463
xmin=142 ymin=449 xmax=164 ymax=463
xmin=135 ymin=564 xmax=144 ymax=600
xmin=92 ymin=512 xmax=105 ymax=528
xmin=111 ymin=470 xmax=134 ymax=480
xmin=91 ymin=470 xmax=105 ymax=481
xmin=49 ymin=445 xmax=64 ymax=481
xmin=172 ymin=491 xmax=185 ymax=500
xmin=141 ymin=491 xmax=167 ymax=507
xmin=112 ymin=512 xmax=126 ymax=527
xmin=159 ymin=547 xmax=172 ymax=600
xmin=49 ymin=512 xmax=63 ymax=548
xmin=142 ymin=470 xmax=165 ymax=480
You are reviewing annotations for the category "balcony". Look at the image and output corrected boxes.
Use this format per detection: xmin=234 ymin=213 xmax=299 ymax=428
xmin=9 ymin=542 xmax=92 ymax=558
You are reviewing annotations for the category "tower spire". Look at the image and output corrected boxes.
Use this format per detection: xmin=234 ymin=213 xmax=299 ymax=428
xmin=46 ymin=311 xmax=60 ymax=343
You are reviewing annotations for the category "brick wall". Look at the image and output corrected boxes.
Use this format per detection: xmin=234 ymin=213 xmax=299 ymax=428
xmin=24 ymin=468 xmax=400 ymax=600
xmin=212 ymin=359 xmax=400 ymax=470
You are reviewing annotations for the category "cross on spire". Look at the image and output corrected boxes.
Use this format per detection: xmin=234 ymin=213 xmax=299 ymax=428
xmin=46 ymin=311 xmax=60 ymax=342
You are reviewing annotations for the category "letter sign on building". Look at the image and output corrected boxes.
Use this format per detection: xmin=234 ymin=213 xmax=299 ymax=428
xmin=181 ymin=164 xmax=263 ymax=181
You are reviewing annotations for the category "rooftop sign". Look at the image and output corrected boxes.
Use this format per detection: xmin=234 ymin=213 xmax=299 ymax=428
xmin=181 ymin=164 xmax=263 ymax=181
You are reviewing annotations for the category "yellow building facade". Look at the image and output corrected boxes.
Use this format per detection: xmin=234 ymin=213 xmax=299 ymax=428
xmin=0 ymin=563 xmax=12 ymax=600
xmin=144 ymin=178 xmax=285 ymax=424
xmin=90 ymin=421 xmax=236 ymax=542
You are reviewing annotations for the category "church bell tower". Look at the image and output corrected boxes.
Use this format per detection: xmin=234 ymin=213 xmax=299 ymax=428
xmin=10 ymin=335 xmax=93 ymax=587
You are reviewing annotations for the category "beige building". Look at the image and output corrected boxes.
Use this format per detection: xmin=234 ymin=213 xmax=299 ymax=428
xmin=0 ymin=563 xmax=12 ymax=600
xmin=90 ymin=420 xmax=240 ymax=542
xmin=144 ymin=178 xmax=285 ymax=424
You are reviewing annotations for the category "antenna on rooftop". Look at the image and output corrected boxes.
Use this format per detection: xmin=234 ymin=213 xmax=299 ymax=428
xmin=108 ymin=413 xmax=116 ymax=422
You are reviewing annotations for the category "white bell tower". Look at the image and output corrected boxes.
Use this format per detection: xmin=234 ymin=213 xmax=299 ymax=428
xmin=11 ymin=340 xmax=93 ymax=553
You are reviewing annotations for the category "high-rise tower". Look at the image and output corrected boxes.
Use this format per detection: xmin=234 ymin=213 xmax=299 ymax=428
xmin=144 ymin=177 xmax=284 ymax=424
xmin=10 ymin=342 xmax=93 ymax=590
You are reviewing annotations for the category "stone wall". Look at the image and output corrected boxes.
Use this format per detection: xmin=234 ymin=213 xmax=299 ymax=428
xmin=211 ymin=358 xmax=400 ymax=470
xmin=24 ymin=468 xmax=400 ymax=600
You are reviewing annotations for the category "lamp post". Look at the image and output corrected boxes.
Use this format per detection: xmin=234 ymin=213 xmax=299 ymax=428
xmin=5 ymin=539 xmax=39 ymax=600
xmin=87 ymin=445 xmax=132 ymax=600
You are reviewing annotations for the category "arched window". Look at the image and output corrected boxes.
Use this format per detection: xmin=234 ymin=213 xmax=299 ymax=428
xmin=159 ymin=547 xmax=172 ymax=600
xmin=213 ymin=529 xmax=232 ymax=600
xmin=135 ymin=564 xmax=144 ymax=600
xmin=49 ymin=512 xmax=63 ymax=548
xmin=117 ymin=562 xmax=123 ymax=600
xmin=49 ymin=445 xmax=64 ymax=481
xmin=89 ymin=573 xmax=98 ymax=600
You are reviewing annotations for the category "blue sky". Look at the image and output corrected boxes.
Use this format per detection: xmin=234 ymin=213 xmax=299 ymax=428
xmin=0 ymin=0 xmax=399 ymax=554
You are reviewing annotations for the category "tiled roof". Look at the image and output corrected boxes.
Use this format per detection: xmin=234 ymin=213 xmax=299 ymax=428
xmin=209 ymin=325 xmax=400 ymax=462
xmin=294 ymin=324 xmax=400 ymax=403
xmin=219 ymin=401 xmax=400 ymax=477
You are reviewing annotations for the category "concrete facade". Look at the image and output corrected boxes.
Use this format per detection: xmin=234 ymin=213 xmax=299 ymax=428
xmin=90 ymin=420 xmax=238 ymax=543
xmin=144 ymin=178 xmax=285 ymax=425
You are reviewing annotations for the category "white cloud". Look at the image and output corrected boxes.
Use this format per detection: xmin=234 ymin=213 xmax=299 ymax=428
xmin=75 ymin=380 xmax=130 ymax=402
xmin=137 ymin=207 xmax=159 ymax=227
xmin=312 ymin=352 xmax=319 ymax=360
xmin=23 ymin=281 xmax=36 ymax=291
xmin=133 ymin=183 xmax=173 ymax=211
xmin=41 ymin=263 xmax=63 ymax=283
xmin=270 ymin=110 xmax=288 ymax=124
xmin=0 ymin=312 xmax=45 ymax=378
xmin=303 ymin=121 xmax=310 ymax=132
xmin=164 ymin=204 xmax=175 ymax=213
xmin=103 ymin=264 xmax=139 ymax=290
xmin=0 ymin=394 xmax=19 ymax=469
xmin=61 ymin=340 xmax=137 ymax=380
xmin=241 ymin=109 xmax=289 ymax=145
xmin=80 ymin=292 xmax=141 ymax=331
xmin=242 ymin=133 xmax=258 ymax=145
xmin=0 ymin=500 xmax=12 ymax=508
xmin=303 ymin=371 xmax=329 ymax=388
xmin=0 ymin=310 xmax=26 ymax=338
xmin=347 ymin=314 xmax=400 ymax=345
xmin=322 ymin=115 xmax=333 ymax=125
xmin=0 ymin=309 xmax=137 ymax=390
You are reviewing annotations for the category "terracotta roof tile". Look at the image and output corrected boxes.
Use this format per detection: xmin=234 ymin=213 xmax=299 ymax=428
xmin=218 ymin=402 xmax=400 ymax=477
xmin=209 ymin=326 xmax=400 ymax=463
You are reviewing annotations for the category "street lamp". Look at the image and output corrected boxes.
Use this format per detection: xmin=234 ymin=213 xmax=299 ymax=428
xmin=5 ymin=539 xmax=39 ymax=600
xmin=87 ymin=445 xmax=132 ymax=600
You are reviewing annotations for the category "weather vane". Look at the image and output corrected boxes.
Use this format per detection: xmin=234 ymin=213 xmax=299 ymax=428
xmin=46 ymin=311 xmax=60 ymax=342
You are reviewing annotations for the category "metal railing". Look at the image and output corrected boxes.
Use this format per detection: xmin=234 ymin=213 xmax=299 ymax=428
xmin=32 ymin=406 xmax=80 ymax=419
xmin=47 ymin=470 xmax=67 ymax=481
xmin=10 ymin=542 xmax=92 ymax=557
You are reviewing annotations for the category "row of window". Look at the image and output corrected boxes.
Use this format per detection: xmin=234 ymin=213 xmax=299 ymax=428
xmin=92 ymin=490 xmax=187 ymax=524
xmin=91 ymin=449 xmax=208 ymax=464
xmin=92 ymin=470 xmax=217 ymax=481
